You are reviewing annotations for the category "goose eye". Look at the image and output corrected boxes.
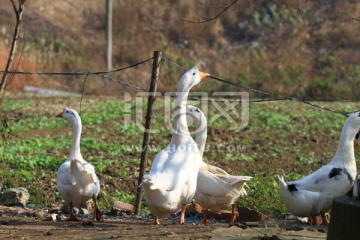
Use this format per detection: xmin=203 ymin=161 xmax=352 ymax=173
xmin=192 ymin=72 xmax=195 ymax=75
xmin=66 ymin=110 xmax=69 ymax=113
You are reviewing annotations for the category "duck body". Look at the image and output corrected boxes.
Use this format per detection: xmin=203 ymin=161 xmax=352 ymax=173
xmin=186 ymin=105 xmax=252 ymax=224
xmin=195 ymin=164 xmax=252 ymax=213
xmin=57 ymin=158 xmax=100 ymax=207
xmin=278 ymin=166 xmax=352 ymax=218
xmin=278 ymin=112 xmax=360 ymax=225
xmin=143 ymin=67 xmax=210 ymax=224
xmin=143 ymin=137 xmax=201 ymax=219
xmin=56 ymin=108 xmax=101 ymax=221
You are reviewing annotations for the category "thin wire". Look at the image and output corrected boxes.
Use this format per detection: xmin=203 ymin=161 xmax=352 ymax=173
xmin=98 ymin=74 xmax=148 ymax=92
xmin=0 ymin=58 xmax=152 ymax=92
xmin=0 ymin=57 xmax=153 ymax=76
xmin=162 ymin=56 xmax=352 ymax=117
xmin=161 ymin=57 xmax=186 ymax=70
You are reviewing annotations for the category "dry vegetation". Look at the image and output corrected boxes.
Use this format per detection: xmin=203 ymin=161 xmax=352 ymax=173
xmin=1 ymin=1 xmax=360 ymax=99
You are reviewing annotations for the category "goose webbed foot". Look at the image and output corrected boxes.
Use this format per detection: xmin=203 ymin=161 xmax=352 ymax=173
xmin=67 ymin=203 xmax=80 ymax=221
xmin=202 ymin=209 xmax=210 ymax=225
xmin=92 ymin=195 xmax=102 ymax=221
xmin=154 ymin=217 xmax=160 ymax=225
xmin=229 ymin=204 xmax=238 ymax=225
xmin=178 ymin=204 xmax=186 ymax=224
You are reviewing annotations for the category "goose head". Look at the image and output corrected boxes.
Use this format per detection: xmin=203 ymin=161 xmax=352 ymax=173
xmin=186 ymin=105 xmax=207 ymax=134
xmin=345 ymin=111 xmax=360 ymax=129
xmin=177 ymin=66 xmax=210 ymax=92
xmin=55 ymin=108 xmax=81 ymax=126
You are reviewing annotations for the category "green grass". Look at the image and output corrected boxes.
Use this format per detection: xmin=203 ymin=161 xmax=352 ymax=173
xmin=0 ymin=95 xmax=360 ymax=218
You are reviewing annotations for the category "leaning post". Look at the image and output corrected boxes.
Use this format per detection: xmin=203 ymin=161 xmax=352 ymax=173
xmin=134 ymin=51 xmax=162 ymax=215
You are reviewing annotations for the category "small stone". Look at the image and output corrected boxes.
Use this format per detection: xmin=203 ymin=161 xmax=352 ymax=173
xmin=0 ymin=187 xmax=30 ymax=207
xmin=46 ymin=230 xmax=53 ymax=236
xmin=238 ymin=207 xmax=269 ymax=222
xmin=110 ymin=201 xmax=134 ymax=216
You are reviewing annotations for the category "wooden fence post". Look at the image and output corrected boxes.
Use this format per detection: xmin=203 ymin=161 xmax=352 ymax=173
xmin=105 ymin=0 xmax=113 ymax=71
xmin=134 ymin=51 xmax=162 ymax=215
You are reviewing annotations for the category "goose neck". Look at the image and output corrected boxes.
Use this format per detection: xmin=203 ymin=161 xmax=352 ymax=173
xmin=332 ymin=123 xmax=357 ymax=170
xmin=69 ymin=117 xmax=82 ymax=160
xmin=196 ymin=127 xmax=207 ymax=157
xmin=171 ymin=91 xmax=190 ymax=144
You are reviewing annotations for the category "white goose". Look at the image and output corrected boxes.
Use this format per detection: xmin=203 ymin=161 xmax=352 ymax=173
xmin=352 ymin=132 xmax=360 ymax=197
xmin=56 ymin=108 xmax=101 ymax=221
xmin=186 ymin=105 xmax=252 ymax=225
xmin=278 ymin=112 xmax=360 ymax=225
xmin=142 ymin=67 xmax=209 ymax=224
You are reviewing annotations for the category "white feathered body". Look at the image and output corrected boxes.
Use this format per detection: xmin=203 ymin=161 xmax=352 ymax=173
xmin=57 ymin=157 xmax=100 ymax=206
xmin=195 ymin=163 xmax=252 ymax=212
xmin=278 ymin=164 xmax=353 ymax=217
xmin=143 ymin=137 xmax=201 ymax=218
xmin=278 ymin=112 xmax=360 ymax=218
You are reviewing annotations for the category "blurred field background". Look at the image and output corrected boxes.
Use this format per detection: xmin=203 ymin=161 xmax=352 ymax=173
xmin=1 ymin=0 xmax=360 ymax=99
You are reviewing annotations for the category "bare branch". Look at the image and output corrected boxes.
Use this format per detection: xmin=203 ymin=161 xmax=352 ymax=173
xmin=180 ymin=0 xmax=239 ymax=23
xmin=5 ymin=42 xmax=26 ymax=89
xmin=0 ymin=0 xmax=26 ymax=104
xmin=10 ymin=0 xmax=19 ymax=19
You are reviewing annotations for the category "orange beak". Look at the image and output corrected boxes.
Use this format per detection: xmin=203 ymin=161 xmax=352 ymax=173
xmin=199 ymin=71 xmax=210 ymax=80
xmin=55 ymin=111 xmax=63 ymax=118
xmin=194 ymin=66 xmax=210 ymax=80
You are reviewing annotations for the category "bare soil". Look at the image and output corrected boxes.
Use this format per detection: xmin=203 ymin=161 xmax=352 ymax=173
xmin=0 ymin=215 xmax=221 ymax=240
xmin=0 ymin=214 xmax=328 ymax=240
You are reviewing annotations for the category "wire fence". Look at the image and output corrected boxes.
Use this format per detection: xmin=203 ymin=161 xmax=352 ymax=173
xmin=1 ymin=53 xmax=359 ymax=117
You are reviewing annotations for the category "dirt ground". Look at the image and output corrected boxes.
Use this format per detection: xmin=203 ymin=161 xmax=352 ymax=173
xmin=0 ymin=215 xmax=227 ymax=240
xmin=0 ymin=214 xmax=328 ymax=240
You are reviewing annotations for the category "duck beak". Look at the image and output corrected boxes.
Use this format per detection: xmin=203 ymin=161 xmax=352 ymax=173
xmin=199 ymin=71 xmax=210 ymax=81
xmin=55 ymin=111 xmax=63 ymax=118
xmin=194 ymin=66 xmax=210 ymax=80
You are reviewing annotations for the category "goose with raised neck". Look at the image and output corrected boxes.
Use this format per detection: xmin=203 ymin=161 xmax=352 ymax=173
xmin=186 ymin=105 xmax=252 ymax=225
xmin=278 ymin=111 xmax=360 ymax=225
xmin=56 ymin=108 xmax=101 ymax=222
xmin=143 ymin=67 xmax=209 ymax=225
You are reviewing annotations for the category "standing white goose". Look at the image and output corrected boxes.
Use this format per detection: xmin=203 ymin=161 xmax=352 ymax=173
xmin=352 ymin=132 xmax=360 ymax=197
xmin=142 ymin=67 xmax=209 ymax=224
xmin=278 ymin=111 xmax=360 ymax=225
xmin=56 ymin=108 xmax=101 ymax=221
xmin=186 ymin=105 xmax=252 ymax=225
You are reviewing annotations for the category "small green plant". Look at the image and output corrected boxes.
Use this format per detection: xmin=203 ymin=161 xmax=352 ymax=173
xmin=0 ymin=117 xmax=16 ymax=189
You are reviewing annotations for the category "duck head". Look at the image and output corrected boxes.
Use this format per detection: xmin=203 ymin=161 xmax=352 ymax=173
xmin=176 ymin=66 xmax=210 ymax=92
xmin=347 ymin=111 xmax=360 ymax=128
xmin=344 ymin=111 xmax=360 ymax=142
xmin=186 ymin=105 xmax=207 ymax=134
xmin=55 ymin=108 xmax=81 ymax=124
